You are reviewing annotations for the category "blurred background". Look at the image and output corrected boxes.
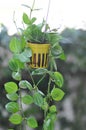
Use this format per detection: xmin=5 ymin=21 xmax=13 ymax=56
xmin=0 ymin=0 xmax=86 ymax=130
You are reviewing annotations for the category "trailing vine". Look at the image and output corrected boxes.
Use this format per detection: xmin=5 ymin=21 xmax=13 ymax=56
xmin=4 ymin=0 xmax=65 ymax=130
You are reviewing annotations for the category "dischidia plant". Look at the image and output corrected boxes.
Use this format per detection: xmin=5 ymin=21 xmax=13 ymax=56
xmin=4 ymin=0 xmax=65 ymax=130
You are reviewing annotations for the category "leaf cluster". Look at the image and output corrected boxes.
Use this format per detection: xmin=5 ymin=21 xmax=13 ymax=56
xmin=4 ymin=67 xmax=65 ymax=130
xmin=22 ymin=13 xmax=61 ymax=45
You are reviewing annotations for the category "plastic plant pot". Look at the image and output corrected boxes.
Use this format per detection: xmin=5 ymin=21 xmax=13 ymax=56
xmin=27 ymin=43 xmax=50 ymax=68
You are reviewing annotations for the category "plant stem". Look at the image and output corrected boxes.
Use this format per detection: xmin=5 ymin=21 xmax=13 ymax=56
xmin=19 ymin=88 xmax=27 ymax=130
xmin=13 ymin=11 xmax=20 ymax=35
xmin=30 ymin=0 xmax=35 ymax=18
xmin=44 ymin=0 xmax=51 ymax=32
xmin=43 ymin=65 xmax=52 ymax=129
xmin=43 ymin=0 xmax=51 ymax=42
xmin=47 ymin=60 xmax=53 ymax=95
xmin=19 ymin=90 xmax=23 ymax=130
xmin=36 ymin=74 xmax=46 ymax=86
xmin=47 ymin=76 xmax=51 ymax=95
xmin=27 ymin=66 xmax=36 ymax=87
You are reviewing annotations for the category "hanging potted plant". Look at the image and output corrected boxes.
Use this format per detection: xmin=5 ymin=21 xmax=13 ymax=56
xmin=24 ymin=20 xmax=51 ymax=68
xmin=4 ymin=0 xmax=65 ymax=130
xmin=21 ymin=0 xmax=63 ymax=69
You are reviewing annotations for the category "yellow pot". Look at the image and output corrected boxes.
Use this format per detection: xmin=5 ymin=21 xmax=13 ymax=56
xmin=27 ymin=43 xmax=50 ymax=68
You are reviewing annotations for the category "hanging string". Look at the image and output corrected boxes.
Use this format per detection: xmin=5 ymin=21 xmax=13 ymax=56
xmin=44 ymin=0 xmax=51 ymax=32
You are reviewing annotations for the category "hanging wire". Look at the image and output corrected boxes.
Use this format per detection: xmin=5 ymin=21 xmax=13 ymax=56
xmin=44 ymin=0 xmax=51 ymax=32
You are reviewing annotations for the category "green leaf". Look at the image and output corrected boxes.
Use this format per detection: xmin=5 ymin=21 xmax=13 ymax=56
xmin=4 ymin=82 xmax=18 ymax=94
xmin=49 ymin=105 xmax=57 ymax=113
xmin=31 ymin=17 xmax=36 ymax=24
xmin=44 ymin=112 xmax=57 ymax=130
xmin=5 ymin=102 xmax=19 ymax=113
xmin=33 ymin=92 xmax=44 ymax=107
xmin=12 ymin=72 xmax=21 ymax=81
xmin=22 ymin=95 xmax=33 ymax=104
xmin=23 ymin=48 xmax=32 ymax=57
xmin=42 ymin=99 xmax=48 ymax=111
xmin=38 ymin=90 xmax=45 ymax=96
xmin=16 ymin=54 xmax=30 ymax=63
xmin=32 ymin=68 xmax=48 ymax=75
xmin=49 ymin=71 xmax=64 ymax=87
xmin=6 ymin=93 xmax=18 ymax=101
xmin=9 ymin=37 xmax=22 ymax=53
xmin=59 ymin=52 xmax=66 ymax=60
xmin=23 ymin=13 xmax=31 ymax=24
xmin=9 ymin=114 xmax=22 ymax=125
xmin=9 ymin=58 xmax=24 ymax=71
xmin=51 ymin=45 xmax=63 ymax=57
xmin=50 ymin=58 xmax=57 ymax=71
xmin=50 ymin=113 xmax=57 ymax=121
xmin=27 ymin=117 xmax=38 ymax=128
xmin=19 ymin=80 xmax=32 ymax=90
xmin=18 ymin=48 xmax=31 ymax=62
xmin=15 ymin=48 xmax=32 ymax=63
xmin=54 ymin=72 xmax=64 ymax=87
xmin=9 ymin=59 xmax=18 ymax=71
xmin=20 ymin=36 xmax=26 ymax=50
xmin=51 ymin=88 xmax=65 ymax=101
xmin=43 ymin=119 xmax=51 ymax=130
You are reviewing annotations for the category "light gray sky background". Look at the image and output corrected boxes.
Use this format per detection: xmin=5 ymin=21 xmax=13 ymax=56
xmin=0 ymin=0 xmax=86 ymax=35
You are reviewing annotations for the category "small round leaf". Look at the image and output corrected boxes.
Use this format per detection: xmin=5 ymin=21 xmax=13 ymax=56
xmin=49 ymin=105 xmax=57 ymax=113
xmin=54 ymin=72 xmax=64 ymax=87
xmin=9 ymin=59 xmax=18 ymax=71
xmin=51 ymin=88 xmax=65 ymax=101
xmin=27 ymin=117 xmax=38 ymax=128
xmin=4 ymin=82 xmax=18 ymax=94
xmin=19 ymin=80 xmax=32 ymax=90
xmin=22 ymin=95 xmax=33 ymax=104
xmin=9 ymin=58 xmax=24 ymax=71
xmin=5 ymin=102 xmax=19 ymax=113
xmin=50 ymin=71 xmax=64 ymax=87
xmin=33 ymin=92 xmax=44 ymax=107
xmin=9 ymin=37 xmax=22 ymax=53
xmin=9 ymin=114 xmax=22 ymax=125
xmin=12 ymin=72 xmax=21 ymax=81
xmin=6 ymin=93 xmax=18 ymax=101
